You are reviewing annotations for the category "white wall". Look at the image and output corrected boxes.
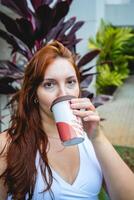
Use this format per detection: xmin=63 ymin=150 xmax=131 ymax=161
xmin=105 ymin=0 xmax=134 ymax=26
xmin=67 ymin=0 xmax=105 ymax=55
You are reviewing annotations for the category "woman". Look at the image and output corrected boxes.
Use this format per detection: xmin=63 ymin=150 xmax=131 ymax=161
xmin=0 ymin=41 xmax=134 ymax=200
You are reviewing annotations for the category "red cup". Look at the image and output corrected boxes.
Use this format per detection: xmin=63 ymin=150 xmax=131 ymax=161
xmin=51 ymin=95 xmax=85 ymax=146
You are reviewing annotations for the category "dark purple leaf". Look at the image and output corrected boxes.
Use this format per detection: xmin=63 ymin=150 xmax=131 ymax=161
xmin=0 ymin=60 xmax=24 ymax=74
xmin=1 ymin=0 xmax=32 ymax=18
xmin=77 ymin=49 xmax=101 ymax=68
xmin=30 ymin=0 xmax=53 ymax=10
xmin=57 ymin=30 xmax=75 ymax=43
xmin=66 ymin=38 xmax=82 ymax=51
xmin=0 ymin=77 xmax=15 ymax=83
xmin=0 ymin=77 xmax=20 ymax=94
xmin=0 ymin=11 xmax=20 ymax=34
xmin=35 ymin=4 xmax=53 ymax=39
xmin=57 ymin=0 xmax=73 ymax=5
xmin=56 ymin=30 xmax=82 ymax=51
xmin=67 ymin=21 xmax=84 ymax=37
xmin=0 ymin=29 xmax=33 ymax=59
xmin=80 ymin=61 xmax=113 ymax=74
xmin=81 ymin=90 xmax=94 ymax=99
xmin=80 ymin=65 xmax=96 ymax=74
xmin=0 ymin=84 xmax=18 ymax=94
xmin=52 ymin=1 xmax=71 ymax=27
xmin=45 ymin=17 xmax=65 ymax=42
xmin=0 ymin=71 xmax=23 ymax=80
xmin=80 ymin=72 xmax=99 ymax=83
xmin=15 ymin=18 xmax=35 ymax=49
xmin=57 ymin=17 xmax=76 ymax=38
xmin=80 ymin=75 xmax=94 ymax=88
xmin=100 ymin=60 xmax=113 ymax=66
xmin=0 ymin=11 xmax=35 ymax=50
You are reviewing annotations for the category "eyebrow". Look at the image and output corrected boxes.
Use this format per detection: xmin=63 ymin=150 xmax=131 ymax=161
xmin=43 ymin=76 xmax=77 ymax=81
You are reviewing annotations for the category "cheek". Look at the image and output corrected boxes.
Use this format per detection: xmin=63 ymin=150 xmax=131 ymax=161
xmin=37 ymin=87 xmax=55 ymax=109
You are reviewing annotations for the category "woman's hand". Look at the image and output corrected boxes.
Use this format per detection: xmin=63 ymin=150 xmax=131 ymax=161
xmin=70 ymin=97 xmax=101 ymax=139
xmin=71 ymin=98 xmax=134 ymax=200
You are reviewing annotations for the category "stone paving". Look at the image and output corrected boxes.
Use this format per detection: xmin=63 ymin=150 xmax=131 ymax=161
xmin=97 ymin=75 xmax=134 ymax=147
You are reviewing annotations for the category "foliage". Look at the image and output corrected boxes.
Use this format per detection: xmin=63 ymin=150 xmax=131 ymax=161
xmin=122 ymin=28 xmax=134 ymax=57
xmin=99 ymin=187 xmax=110 ymax=200
xmin=122 ymin=30 xmax=134 ymax=74
xmin=96 ymin=64 xmax=129 ymax=94
xmin=0 ymin=0 xmax=100 ymax=97
xmin=88 ymin=19 xmax=134 ymax=94
xmin=114 ymin=145 xmax=134 ymax=172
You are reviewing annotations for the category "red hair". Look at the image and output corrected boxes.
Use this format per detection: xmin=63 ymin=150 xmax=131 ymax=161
xmin=1 ymin=41 xmax=80 ymax=199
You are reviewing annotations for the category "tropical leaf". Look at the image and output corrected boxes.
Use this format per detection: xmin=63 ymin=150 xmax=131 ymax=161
xmin=67 ymin=21 xmax=85 ymax=37
xmin=0 ymin=11 xmax=35 ymax=49
xmin=45 ymin=18 xmax=65 ymax=42
xmin=80 ymin=90 xmax=94 ymax=99
xmin=0 ymin=29 xmax=32 ymax=59
xmin=77 ymin=49 xmax=100 ymax=68
xmin=1 ymin=0 xmax=32 ymax=18
xmin=80 ymin=61 xmax=112 ymax=74
xmin=0 ymin=77 xmax=19 ymax=94
xmin=0 ymin=60 xmax=24 ymax=76
xmin=34 ymin=4 xmax=53 ymax=39
xmin=96 ymin=64 xmax=128 ymax=94
xmin=80 ymin=74 xmax=95 ymax=88
xmin=56 ymin=17 xmax=76 ymax=38
xmin=30 ymin=0 xmax=53 ymax=10
xmin=52 ymin=1 xmax=72 ymax=27
xmin=67 ymin=38 xmax=82 ymax=50
xmin=81 ymin=71 xmax=99 ymax=77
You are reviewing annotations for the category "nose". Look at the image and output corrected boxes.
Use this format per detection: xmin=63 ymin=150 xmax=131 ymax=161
xmin=57 ymin=85 xmax=68 ymax=97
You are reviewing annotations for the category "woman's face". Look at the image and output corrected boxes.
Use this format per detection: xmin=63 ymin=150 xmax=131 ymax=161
xmin=36 ymin=57 xmax=80 ymax=118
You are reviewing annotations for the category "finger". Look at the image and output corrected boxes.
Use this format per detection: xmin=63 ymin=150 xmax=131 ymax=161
xmin=83 ymin=115 xmax=100 ymax=122
xmin=70 ymin=98 xmax=95 ymax=111
xmin=72 ymin=109 xmax=96 ymax=118
xmin=71 ymin=97 xmax=91 ymax=104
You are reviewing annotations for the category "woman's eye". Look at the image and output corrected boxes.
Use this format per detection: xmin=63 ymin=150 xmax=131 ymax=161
xmin=43 ymin=82 xmax=55 ymax=89
xmin=67 ymin=80 xmax=77 ymax=86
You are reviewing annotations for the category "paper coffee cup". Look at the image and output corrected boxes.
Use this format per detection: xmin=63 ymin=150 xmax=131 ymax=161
xmin=51 ymin=95 xmax=85 ymax=146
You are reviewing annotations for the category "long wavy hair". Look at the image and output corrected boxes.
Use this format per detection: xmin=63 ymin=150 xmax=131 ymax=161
xmin=1 ymin=41 xmax=80 ymax=199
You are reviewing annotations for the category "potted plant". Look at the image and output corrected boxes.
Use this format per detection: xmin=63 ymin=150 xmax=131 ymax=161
xmin=88 ymin=19 xmax=134 ymax=95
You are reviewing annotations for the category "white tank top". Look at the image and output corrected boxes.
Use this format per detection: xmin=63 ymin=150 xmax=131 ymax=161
xmin=7 ymin=134 xmax=103 ymax=200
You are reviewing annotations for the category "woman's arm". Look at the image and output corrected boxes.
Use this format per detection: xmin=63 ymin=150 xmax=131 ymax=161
xmin=91 ymin=126 xmax=134 ymax=200
xmin=70 ymin=97 xmax=134 ymax=200
xmin=0 ymin=132 xmax=8 ymax=200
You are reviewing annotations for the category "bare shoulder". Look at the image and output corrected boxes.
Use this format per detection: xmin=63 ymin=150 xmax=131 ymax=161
xmin=0 ymin=130 xmax=11 ymax=173
xmin=0 ymin=131 xmax=10 ymax=155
